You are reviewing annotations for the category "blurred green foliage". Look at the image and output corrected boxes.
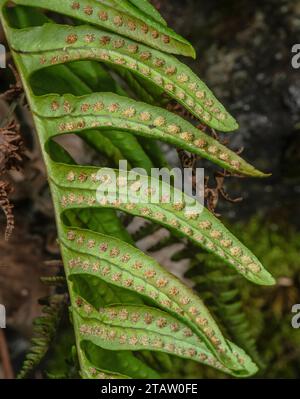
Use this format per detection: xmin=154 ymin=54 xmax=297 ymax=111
xmin=186 ymin=217 xmax=300 ymax=378
xmin=41 ymin=217 xmax=300 ymax=378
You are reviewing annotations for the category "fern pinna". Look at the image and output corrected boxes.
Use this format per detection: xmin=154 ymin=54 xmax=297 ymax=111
xmin=0 ymin=0 xmax=275 ymax=379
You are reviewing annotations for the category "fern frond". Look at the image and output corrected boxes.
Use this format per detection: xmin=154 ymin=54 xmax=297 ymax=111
xmin=13 ymin=0 xmax=195 ymax=57
xmin=9 ymin=23 xmax=237 ymax=131
xmin=74 ymin=296 xmax=254 ymax=377
xmin=48 ymin=162 xmax=273 ymax=284
xmin=18 ymin=294 xmax=67 ymax=379
xmin=29 ymin=92 xmax=263 ymax=176
xmin=0 ymin=0 xmax=274 ymax=379
xmin=186 ymin=255 xmax=264 ymax=368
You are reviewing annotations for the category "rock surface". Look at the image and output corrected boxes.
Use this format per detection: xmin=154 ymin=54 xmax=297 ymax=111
xmin=158 ymin=0 xmax=300 ymax=225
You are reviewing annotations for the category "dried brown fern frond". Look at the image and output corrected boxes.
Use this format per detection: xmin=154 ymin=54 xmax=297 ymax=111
xmin=0 ymin=120 xmax=24 ymax=173
xmin=0 ymin=180 xmax=14 ymax=240
xmin=0 ymin=120 xmax=25 ymax=239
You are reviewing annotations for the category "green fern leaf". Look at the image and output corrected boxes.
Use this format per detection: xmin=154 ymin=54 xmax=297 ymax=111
xmin=12 ymin=0 xmax=195 ymax=57
xmin=0 ymin=0 xmax=272 ymax=378
xmin=7 ymin=23 xmax=237 ymax=131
